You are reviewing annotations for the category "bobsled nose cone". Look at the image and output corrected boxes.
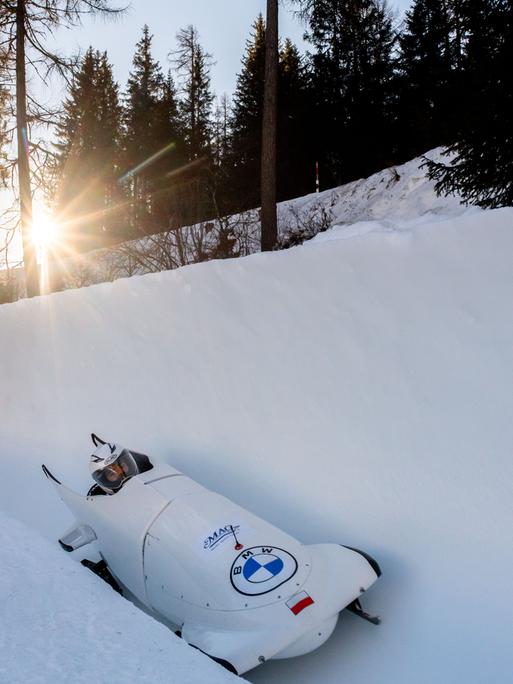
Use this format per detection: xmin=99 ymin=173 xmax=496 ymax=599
xmin=342 ymin=545 xmax=382 ymax=578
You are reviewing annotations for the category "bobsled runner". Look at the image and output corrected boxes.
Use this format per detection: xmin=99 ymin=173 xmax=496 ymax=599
xmin=43 ymin=436 xmax=381 ymax=675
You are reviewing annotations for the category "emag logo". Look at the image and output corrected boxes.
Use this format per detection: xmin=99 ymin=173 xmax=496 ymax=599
xmin=203 ymin=524 xmax=240 ymax=551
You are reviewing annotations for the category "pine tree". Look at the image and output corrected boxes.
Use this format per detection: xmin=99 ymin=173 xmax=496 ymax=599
xmin=123 ymin=26 xmax=165 ymax=187
xmin=209 ymin=93 xmax=233 ymax=216
xmin=54 ymin=48 xmax=122 ymax=251
xmin=426 ymin=0 xmax=513 ymax=207
xmin=278 ymin=39 xmax=315 ymax=200
xmin=173 ymin=26 xmax=214 ymax=161
xmin=212 ymin=93 xmax=231 ymax=168
xmin=150 ymin=71 xmax=186 ymax=227
xmin=167 ymin=25 xmax=216 ymax=226
xmin=229 ymin=17 xmax=315 ymax=208
xmin=303 ymin=0 xmax=396 ymax=186
xmin=229 ymin=15 xmax=267 ymax=209
xmin=396 ymin=0 xmax=455 ymax=160
xmin=122 ymin=26 xmax=183 ymax=235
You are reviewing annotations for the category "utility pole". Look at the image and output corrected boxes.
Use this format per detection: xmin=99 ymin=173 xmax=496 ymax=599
xmin=16 ymin=0 xmax=39 ymax=297
xmin=260 ymin=0 xmax=278 ymax=252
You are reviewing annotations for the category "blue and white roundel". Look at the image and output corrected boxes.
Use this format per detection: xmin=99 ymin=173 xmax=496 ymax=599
xmin=230 ymin=546 xmax=298 ymax=596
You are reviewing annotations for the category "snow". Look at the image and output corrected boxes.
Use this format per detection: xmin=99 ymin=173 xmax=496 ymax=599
xmin=279 ymin=148 xmax=465 ymax=228
xmin=0 ymin=511 xmax=240 ymax=683
xmin=50 ymin=149 xmax=466 ymax=289
xmin=1 ymin=152 xmax=513 ymax=683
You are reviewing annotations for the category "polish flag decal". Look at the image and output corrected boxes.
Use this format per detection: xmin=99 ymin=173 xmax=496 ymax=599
xmin=286 ymin=591 xmax=315 ymax=615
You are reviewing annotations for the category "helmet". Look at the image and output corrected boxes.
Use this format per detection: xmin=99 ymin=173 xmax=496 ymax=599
xmin=89 ymin=442 xmax=139 ymax=494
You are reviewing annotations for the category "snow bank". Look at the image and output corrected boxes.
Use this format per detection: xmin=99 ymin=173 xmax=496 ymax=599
xmin=1 ymin=178 xmax=513 ymax=683
xmin=279 ymin=148 xmax=465 ymax=229
xmin=53 ymin=149 xmax=465 ymax=291
xmin=0 ymin=511 xmax=239 ymax=684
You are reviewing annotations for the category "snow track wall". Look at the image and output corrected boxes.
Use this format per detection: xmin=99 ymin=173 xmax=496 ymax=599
xmin=1 ymin=204 xmax=513 ymax=684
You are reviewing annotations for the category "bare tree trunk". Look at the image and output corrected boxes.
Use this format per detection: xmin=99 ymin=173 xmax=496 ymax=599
xmin=260 ymin=0 xmax=278 ymax=252
xmin=16 ymin=0 xmax=39 ymax=297
xmin=190 ymin=34 xmax=196 ymax=158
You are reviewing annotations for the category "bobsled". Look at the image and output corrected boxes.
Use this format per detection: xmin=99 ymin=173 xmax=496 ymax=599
xmin=43 ymin=441 xmax=381 ymax=675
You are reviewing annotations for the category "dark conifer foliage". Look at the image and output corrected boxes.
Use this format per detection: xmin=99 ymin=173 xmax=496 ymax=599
xmin=426 ymin=0 xmax=513 ymax=207
xmin=173 ymin=25 xmax=214 ymax=162
xmin=146 ymin=71 xmax=187 ymax=229
xmin=304 ymin=0 xmax=396 ymax=187
xmin=212 ymin=94 xmax=231 ymax=168
xmin=123 ymin=26 xmax=165 ymax=169
xmin=54 ymin=48 xmax=123 ymax=251
xmin=170 ymin=25 xmax=216 ymax=224
xmin=122 ymin=26 xmax=184 ymax=235
xmin=278 ymin=38 xmax=315 ymax=201
xmin=210 ymin=93 xmax=233 ymax=216
xmin=396 ymin=0 xmax=455 ymax=161
xmin=229 ymin=15 xmax=267 ymax=210
xmin=229 ymin=17 xmax=314 ymax=209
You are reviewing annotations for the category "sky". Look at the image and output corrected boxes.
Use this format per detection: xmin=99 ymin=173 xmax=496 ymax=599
xmin=52 ymin=0 xmax=412 ymax=102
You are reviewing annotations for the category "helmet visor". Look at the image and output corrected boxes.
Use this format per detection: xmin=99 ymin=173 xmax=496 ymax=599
xmin=92 ymin=449 xmax=139 ymax=492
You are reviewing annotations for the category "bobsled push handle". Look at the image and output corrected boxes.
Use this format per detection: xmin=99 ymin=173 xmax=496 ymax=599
xmin=59 ymin=523 xmax=97 ymax=552
xmin=41 ymin=464 xmax=61 ymax=485
xmin=91 ymin=433 xmax=107 ymax=447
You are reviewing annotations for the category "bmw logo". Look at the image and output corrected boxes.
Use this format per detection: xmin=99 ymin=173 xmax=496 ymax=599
xmin=230 ymin=546 xmax=298 ymax=596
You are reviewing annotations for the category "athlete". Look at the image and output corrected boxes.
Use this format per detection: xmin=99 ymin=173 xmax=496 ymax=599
xmin=88 ymin=437 xmax=153 ymax=496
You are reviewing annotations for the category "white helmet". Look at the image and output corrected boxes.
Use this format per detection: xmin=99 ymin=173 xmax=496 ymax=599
xmin=89 ymin=442 xmax=139 ymax=494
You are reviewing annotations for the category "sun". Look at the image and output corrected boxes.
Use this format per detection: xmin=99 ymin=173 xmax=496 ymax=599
xmin=31 ymin=208 xmax=59 ymax=250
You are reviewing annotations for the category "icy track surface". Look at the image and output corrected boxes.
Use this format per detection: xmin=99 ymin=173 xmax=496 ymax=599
xmin=1 ymin=155 xmax=513 ymax=683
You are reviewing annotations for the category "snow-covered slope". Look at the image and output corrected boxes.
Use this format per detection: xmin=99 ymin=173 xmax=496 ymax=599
xmin=58 ymin=149 xmax=466 ymax=290
xmin=279 ymin=148 xmax=464 ymax=229
xmin=0 ymin=511 xmax=239 ymax=683
xmin=1 ymin=157 xmax=513 ymax=683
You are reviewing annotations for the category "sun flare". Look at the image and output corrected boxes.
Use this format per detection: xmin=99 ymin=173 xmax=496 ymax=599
xmin=31 ymin=209 xmax=59 ymax=250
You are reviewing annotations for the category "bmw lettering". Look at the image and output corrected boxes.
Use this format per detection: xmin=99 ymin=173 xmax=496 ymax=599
xmin=230 ymin=546 xmax=298 ymax=596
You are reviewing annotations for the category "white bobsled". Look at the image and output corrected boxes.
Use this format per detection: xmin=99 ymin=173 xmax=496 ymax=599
xmin=43 ymin=449 xmax=381 ymax=675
